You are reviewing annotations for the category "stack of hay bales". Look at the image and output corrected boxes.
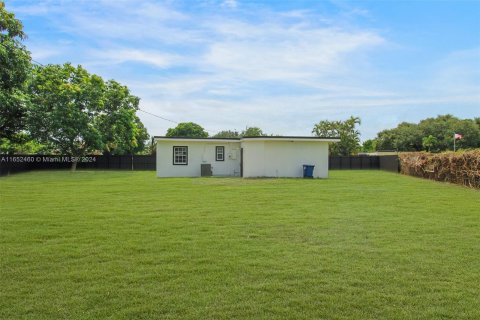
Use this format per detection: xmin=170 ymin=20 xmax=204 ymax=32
xmin=399 ymin=150 xmax=480 ymax=188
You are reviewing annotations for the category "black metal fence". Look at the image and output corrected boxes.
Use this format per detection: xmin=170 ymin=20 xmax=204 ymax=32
xmin=329 ymin=155 xmax=399 ymax=172
xmin=0 ymin=154 xmax=155 ymax=176
xmin=379 ymin=155 xmax=400 ymax=172
xmin=329 ymin=156 xmax=379 ymax=170
xmin=1 ymin=154 xmax=399 ymax=176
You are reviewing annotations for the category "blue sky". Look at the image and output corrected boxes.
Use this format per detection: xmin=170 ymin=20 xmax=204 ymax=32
xmin=6 ymin=0 xmax=480 ymax=139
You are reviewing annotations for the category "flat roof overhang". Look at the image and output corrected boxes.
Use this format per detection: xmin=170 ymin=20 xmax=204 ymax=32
xmin=154 ymin=136 xmax=240 ymax=143
xmin=153 ymin=136 xmax=340 ymax=143
xmin=241 ymin=136 xmax=340 ymax=142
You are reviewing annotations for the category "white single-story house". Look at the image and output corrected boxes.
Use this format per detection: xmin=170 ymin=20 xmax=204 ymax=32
xmin=154 ymin=136 xmax=340 ymax=178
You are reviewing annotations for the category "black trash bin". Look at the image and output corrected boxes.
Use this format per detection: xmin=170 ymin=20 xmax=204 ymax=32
xmin=303 ymin=165 xmax=315 ymax=178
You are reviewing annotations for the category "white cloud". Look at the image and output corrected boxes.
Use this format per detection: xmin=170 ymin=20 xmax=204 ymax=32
xmin=7 ymin=1 xmax=57 ymax=16
xmin=222 ymin=0 xmax=238 ymax=9
xmin=202 ymin=28 xmax=384 ymax=81
xmin=129 ymin=2 xmax=188 ymax=21
xmin=16 ymin=0 xmax=480 ymax=139
xmin=88 ymin=49 xmax=179 ymax=69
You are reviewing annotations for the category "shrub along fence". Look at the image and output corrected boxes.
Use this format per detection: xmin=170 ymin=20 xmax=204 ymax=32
xmin=1 ymin=154 xmax=400 ymax=176
xmin=399 ymin=151 xmax=480 ymax=189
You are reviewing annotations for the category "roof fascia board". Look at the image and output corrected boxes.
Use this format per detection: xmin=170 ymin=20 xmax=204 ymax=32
xmin=241 ymin=137 xmax=340 ymax=142
xmin=153 ymin=136 xmax=340 ymax=143
xmin=154 ymin=137 xmax=240 ymax=143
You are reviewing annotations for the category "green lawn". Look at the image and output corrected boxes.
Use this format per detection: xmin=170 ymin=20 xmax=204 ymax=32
xmin=0 ymin=170 xmax=479 ymax=319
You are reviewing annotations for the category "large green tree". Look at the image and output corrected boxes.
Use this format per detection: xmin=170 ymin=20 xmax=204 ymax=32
xmin=422 ymin=135 xmax=437 ymax=152
xmin=418 ymin=115 xmax=480 ymax=151
xmin=166 ymin=122 xmax=208 ymax=137
xmin=28 ymin=64 xmax=104 ymax=169
xmin=375 ymin=115 xmax=480 ymax=152
xmin=241 ymin=127 xmax=264 ymax=137
xmin=213 ymin=127 xmax=266 ymax=138
xmin=312 ymin=116 xmax=361 ymax=156
xmin=361 ymin=139 xmax=377 ymax=153
xmin=99 ymin=80 xmax=149 ymax=155
xmin=213 ymin=130 xmax=240 ymax=138
xmin=0 ymin=1 xmax=32 ymax=153
xmin=28 ymin=63 xmax=148 ymax=169
xmin=376 ymin=122 xmax=423 ymax=151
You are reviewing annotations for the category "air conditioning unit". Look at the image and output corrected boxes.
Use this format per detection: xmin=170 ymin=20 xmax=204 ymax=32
xmin=201 ymin=164 xmax=212 ymax=176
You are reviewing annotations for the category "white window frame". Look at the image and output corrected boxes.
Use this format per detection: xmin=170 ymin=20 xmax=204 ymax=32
xmin=173 ymin=146 xmax=188 ymax=165
xmin=216 ymin=146 xmax=225 ymax=161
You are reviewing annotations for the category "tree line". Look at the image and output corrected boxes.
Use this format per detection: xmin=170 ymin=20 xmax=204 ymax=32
xmin=164 ymin=122 xmax=265 ymax=138
xmin=364 ymin=115 xmax=480 ymax=153
xmin=0 ymin=2 xmax=149 ymax=164
xmin=166 ymin=114 xmax=480 ymax=156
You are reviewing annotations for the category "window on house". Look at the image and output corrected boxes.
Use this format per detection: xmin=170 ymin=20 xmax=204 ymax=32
xmin=216 ymin=146 xmax=225 ymax=161
xmin=173 ymin=146 xmax=188 ymax=165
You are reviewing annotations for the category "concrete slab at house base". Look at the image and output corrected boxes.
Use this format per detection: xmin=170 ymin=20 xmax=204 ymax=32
xmin=154 ymin=136 xmax=340 ymax=178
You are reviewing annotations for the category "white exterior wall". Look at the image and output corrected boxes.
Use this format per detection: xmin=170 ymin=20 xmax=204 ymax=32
xmin=241 ymin=140 xmax=330 ymax=178
xmin=156 ymin=141 xmax=241 ymax=177
xmin=239 ymin=140 xmax=265 ymax=178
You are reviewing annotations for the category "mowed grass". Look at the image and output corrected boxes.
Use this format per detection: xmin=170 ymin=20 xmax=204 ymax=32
xmin=0 ymin=171 xmax=479 ymax=319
